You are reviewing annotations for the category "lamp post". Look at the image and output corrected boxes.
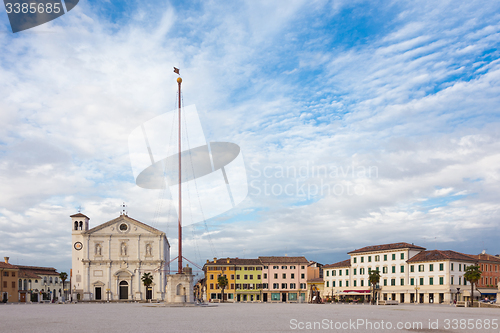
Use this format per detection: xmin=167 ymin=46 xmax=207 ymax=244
xmin=414 ymin=279 xmax=420 ymax=304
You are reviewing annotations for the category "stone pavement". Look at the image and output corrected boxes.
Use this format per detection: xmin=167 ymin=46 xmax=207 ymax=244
xmin=1 ymin=302 xmax=499 ymax=332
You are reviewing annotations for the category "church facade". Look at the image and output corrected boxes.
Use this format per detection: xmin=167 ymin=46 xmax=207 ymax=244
xmin=70 ymin=213 xmax=170 ymax=301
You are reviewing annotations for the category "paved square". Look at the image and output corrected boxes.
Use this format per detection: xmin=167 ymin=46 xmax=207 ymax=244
xmin=1 ymin=302 xmax=499 ymax=332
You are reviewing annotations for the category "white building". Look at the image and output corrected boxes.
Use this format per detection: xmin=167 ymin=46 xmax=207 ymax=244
xmin=71 ymin=213 xmax=170 ymax=301
xmin=323 ymin=242 xmax=479 ymax=304
xmin=406 ymin=250 xmax=477 ymax=304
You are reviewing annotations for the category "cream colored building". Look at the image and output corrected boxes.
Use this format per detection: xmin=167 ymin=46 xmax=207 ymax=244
xmin=324 ymin=243 xmax=479 ymax=304
xmin=71 ymin=213 xmax=170 ymax=301
xmin=406 ymin=250 xmax=477 ymax=304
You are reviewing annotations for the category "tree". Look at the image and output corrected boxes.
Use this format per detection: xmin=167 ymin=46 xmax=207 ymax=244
xmin=464 ymin=265 xmax=481 ymax=307
xmin=141 ymin=273 xmax=154 ymax=300
xmin=368 ymin=270 xmax=381 ymax=305
xmin=59 ymin=272 xmax=68 ymax=301
xmin=217 ymin=275 xmax=228 ymax=303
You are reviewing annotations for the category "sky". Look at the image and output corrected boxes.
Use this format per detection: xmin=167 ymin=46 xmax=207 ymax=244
xmin=1 ymin=0 xmax=500 ymax=276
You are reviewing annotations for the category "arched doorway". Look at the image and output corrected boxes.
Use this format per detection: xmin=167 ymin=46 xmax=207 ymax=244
xmin=119 ymin=281 xmax=128 ymax=300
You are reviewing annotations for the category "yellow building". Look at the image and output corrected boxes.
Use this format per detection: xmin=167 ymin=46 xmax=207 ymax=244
xmin=204 ymin=258 xmax=237 ymax=302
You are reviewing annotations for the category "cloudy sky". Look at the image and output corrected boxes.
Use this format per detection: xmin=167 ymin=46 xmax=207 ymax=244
xmin=1 ymin=0 xmax=500 ymax=275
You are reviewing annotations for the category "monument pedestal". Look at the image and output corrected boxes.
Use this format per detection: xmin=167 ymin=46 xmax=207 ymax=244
xmin=166 ymin=266 xmax=194 ymax=303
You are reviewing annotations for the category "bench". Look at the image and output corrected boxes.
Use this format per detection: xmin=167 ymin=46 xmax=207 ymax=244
xmin=455 ymin=301 xmax=468 ymax=307
xmin=379 ymin=300 xmax=399 ymax=305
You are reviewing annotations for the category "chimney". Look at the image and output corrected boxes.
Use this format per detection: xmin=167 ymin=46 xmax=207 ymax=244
xmin=226 ymin=258 xmax=230 ymax=263
xmin=213 ymin=257 xmax=217 ymax=263
xmin=4 ymin=257 xmax=9 ymax=263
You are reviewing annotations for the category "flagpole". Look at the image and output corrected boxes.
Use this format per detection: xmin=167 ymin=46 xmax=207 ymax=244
xmin=177 ymin=73 xmax=183 ymax=274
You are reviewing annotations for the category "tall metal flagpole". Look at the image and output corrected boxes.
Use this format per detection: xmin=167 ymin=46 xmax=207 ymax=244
xmin=175 ymin=67 xmax=183 ymax=274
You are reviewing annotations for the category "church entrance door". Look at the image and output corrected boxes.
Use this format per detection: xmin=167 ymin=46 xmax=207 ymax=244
xmin=119 ymin=281 xmax=128 ymax=300
xmin=146 ymin=287 xmax=152 ymax=300
xmin=95 ymin=287 xmax=102 ymax=300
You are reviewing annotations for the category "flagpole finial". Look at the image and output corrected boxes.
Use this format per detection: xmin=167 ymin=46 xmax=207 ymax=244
xmin=177 ymin=77 xmax=182 ymax=84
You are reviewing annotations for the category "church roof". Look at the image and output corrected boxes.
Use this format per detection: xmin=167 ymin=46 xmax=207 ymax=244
xmin=86 ymin=214 xmax=165 ymax=236
xmin=70 ymin=213 xmax=89 ymax=219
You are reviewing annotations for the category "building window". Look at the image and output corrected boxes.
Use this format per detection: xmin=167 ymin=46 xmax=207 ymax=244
xmin=291 ymin=273 xmax=294 ymax=279
xmin=339 ymin=270 xmax=342 ymax=276
xmin=400 ymin=253 xmax=404 ymax=260
xmin=361 ymin=280 xmax=364 ymax=287
xmin=301 ymin=266 xmax=305 ymax=269
xmin=281 ymin=283 xmax=287 ymax=289
xmin=418 ymin=265 xmax=424 ymax=272
xmin=451 ymin=276 xmax=454 ymax=285
xmin=400 ymin=278 xmax=404 ymax=286
xmin=257 ymin=275 xmax=261 ymax=279
xmin=332 ymin=281 xmax=335 ymax=287
xmin=392 ymin=254 xmax=396 ymax=260
xmin=429 ymin=277 xmax=434 ymax=285
xmin=439 ymin=277 xmax=444 ymax=285
xmin=361 ymin=257 xmax=364 ymax=263
xmin=420 ymin=278 xmax=424 ymax=286
xmin=439 ymin=263 xmax=444 ymax=271
xmin=410 ymin=278 xmax=414 ymax=286
xmin=368 ymin=267 xmax=371 ymax=274
xmin=326 ymin=281 xmax=329 ymax=287
xmin=263 ymin=273 xmax=267 ymax=279
xmin=451 ymin=263 xmax=454 ymax=271
xmin=410 ymin=265 xmax=414 ymax=272
xmin=290 ymin=283 xmax=296 ymax=289
xmin=400 ymin=265 xmax=404 ymax=273
xmin=346 ymin=281 xmax=349 ymax=287
xmin=210 ymin=274 xmax=214 ymax=280
xmin=339 ymin=281 xmax=342 ymax=287
xmin=384 ymin=254 xmax=387 ymax=261
xmin=274 ymin=274 xmax=278 ymax=279
xmin=392 ymin=266 xmax=396 ymax=273
xmin=382 ymin=267 xmax=387 ymax=274
xmin=345 ymin=269 xmax=349 ymax=276
xmin=282 ymin=266 xmax=287 ymax=269
xmin=231 ymin=275 xmax=234 ymax=280
xmin=383 ymin=279 xmax=387 ymax=286
xmin=282 ymin=274 xmax=286 ymax=279
xmin=3 ymin=272 xmax=7 ymax=277
xmin=353 ymin=280 xmax=357 ymax=287
xmin=429 ymin=264 xmax=434 ymax=272
xmin=353 ymin=268 xmax=357 ymax=275
xmin=244 ymin=275 xmax=248 ymax=280
xmin=375 ymin=255 xmax=380 ymax=262
xmin=360 ymin=268 xmax=364 ymax=275
xmin=326 ymin=271 xmax=329 ymax=277
xmin=273 ymin=283 xmax=279 ymax=289
xmin=368 ymin=256 xmax=372 ymax=262
xmin=391 ymin=279 xmax=395 ymax=286
xmin=459 ymin=264 xmax=461 ymax=271
xmin=301 ymin=273 xmax=305 ymax=279
xmin=353 ymin=257 xmax=357 ymax=263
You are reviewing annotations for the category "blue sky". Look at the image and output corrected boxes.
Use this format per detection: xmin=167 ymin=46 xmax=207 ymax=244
xmin=1 ymin=0 xmax=500 ymax=275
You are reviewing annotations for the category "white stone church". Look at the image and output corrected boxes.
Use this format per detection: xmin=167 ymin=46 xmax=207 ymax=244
xmin=70 ymin=212 xmax=170 ymax=301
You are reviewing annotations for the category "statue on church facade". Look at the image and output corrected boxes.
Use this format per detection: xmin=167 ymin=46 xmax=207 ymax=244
xmin=95 ymin=243 xmax=102 ymax=256
xmin=121 ymin=242 xmax=127 ymax=256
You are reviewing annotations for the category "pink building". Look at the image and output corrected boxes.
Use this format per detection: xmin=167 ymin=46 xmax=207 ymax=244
xmin=259 ymin=256 xmax=309 ymax=302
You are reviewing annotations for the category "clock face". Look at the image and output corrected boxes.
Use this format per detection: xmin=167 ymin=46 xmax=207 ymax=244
xmin=74 ymin=242 xmax=83 ymax=251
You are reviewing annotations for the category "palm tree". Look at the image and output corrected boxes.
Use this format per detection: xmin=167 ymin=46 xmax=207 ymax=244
xmin=141 ymin=273 xmax=154 ymax=300
xmin=59 ymin=272 xmax=68 ymax=301
xmin=368 ymin=270 xmax=381 ymax=305
xmin=217 ymin=275 xmax=229 ymax=303
xmin=464 ymin=265 xmax=481 ymax=307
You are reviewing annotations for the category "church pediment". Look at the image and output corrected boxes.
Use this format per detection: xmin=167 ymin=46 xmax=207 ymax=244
xmin=85 ymin=215 xmax=164 ymax=236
